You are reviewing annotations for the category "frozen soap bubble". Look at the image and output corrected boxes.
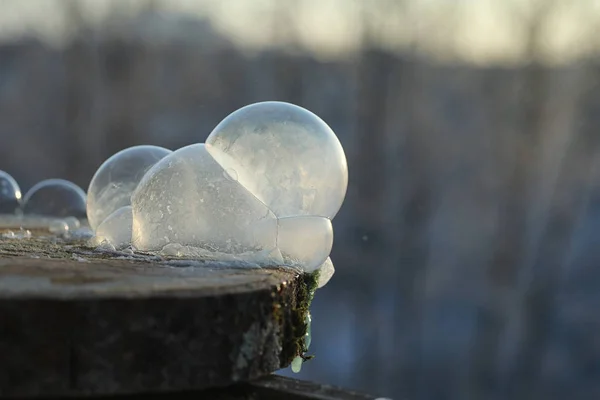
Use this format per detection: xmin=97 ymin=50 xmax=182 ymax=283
xmin=23 ymin=179 xmax=87 ymax=218
xmin=206 ymin=101 xmax=348 ymax=218
xmin=277 ymin=216 xmax=333 ymax=272
xmin=316 ymin=257 xmax=335 ymax=288
xmin=63 ymin=216 xmax=81 ymax=231
xmin=49 ymin=219 xmax=70 ymax=235
xmin=0 ymin=170 xmax=22 ymax=214
xmin=91 ymin=206 xmax=132 ymax=249
xmin=87 ymin=145 xmax=172 ymax=230
xmin=131 ymin=143 xmax=278 ymax=255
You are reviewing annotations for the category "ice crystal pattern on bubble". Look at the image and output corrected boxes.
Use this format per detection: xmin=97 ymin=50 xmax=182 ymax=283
xmin=89 ymin=101 xmax=348 ymax=274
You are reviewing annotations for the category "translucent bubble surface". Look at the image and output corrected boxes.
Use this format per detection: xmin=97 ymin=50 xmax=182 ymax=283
xmin=92 ymin=206 xmax=132 ymax=249
xmin=277 ymin=216 xmax=333 ymax=272
xmin=62 ymin=216 xmax=81 ymax=231
xmin=131 ymin=144 xmax=278 ymax=254
xmin=0 ymin=170 xmax=22 ymax=214
xmin=206 ymin=101 xmax=348 ymax=218
xmin=316 ymin=257 xmax=335 ymax=288
xmin=49 ymin=219 xmax=70 ymax=235
xmin=87 ymin=145 xmax=172 ymax=230
xmin=23 ymin=179 xmax=87 ymax=218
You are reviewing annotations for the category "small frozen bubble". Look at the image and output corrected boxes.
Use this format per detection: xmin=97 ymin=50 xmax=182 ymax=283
xmin=23 ymin=179 xmax=86 ymax=218
xmin=131 ymin=143 xmax=278 ymax=255
xmin=0 ymin=170 xmax=22 ymax=214
xmin=87 ymin=145 xmax=172 ymax=230
xmin=316 ymin=257 xmax=335 ymax=288
xmin=49 ymin=219 xmax=69 ymax=235
xmin=291 ymin=356 xmax=303 ymax=373
xmin=95 ymin=240 xmax=117 ymax=252
xmin=18 ymin=229 xmax=32 ymax=239
xmin=206 ymin=101 xmax=348 ymax=218
xmin=91 ymin=206 xmax=132 ymax=249
xmin=1 ymin=229 xmax=31 ymax=239
xmin=276 ymin=216 xmax=333 ymax=272
xmin=62 ymin=216 xmax=81 ymax=231
xmin=1 ymin=230 xmax=15 ymax=239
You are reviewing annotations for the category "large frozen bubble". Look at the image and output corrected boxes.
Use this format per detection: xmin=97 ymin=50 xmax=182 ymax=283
xmin=23 ymin=179 xmax=87 ymax=218
xmin=131 ymin=143 xmax=278 ymax=255
xmin=277 ymin=216 xmax=333 ymax=272
xmin=0 ymin=170 xmax=22 ymax=214
xmin=91 ymin=206 xmax=132 ymax=249
xmin=206 ymin=101 xmax=348 ymax=218
xmin=87 ymin=145 xmax=172 ymax=230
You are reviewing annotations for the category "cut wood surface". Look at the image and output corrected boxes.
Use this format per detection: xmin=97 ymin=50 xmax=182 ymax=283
xmin=0 ymin=237 xmax=311 ymax=398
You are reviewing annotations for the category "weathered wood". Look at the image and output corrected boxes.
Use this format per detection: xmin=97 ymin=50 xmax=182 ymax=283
xmin=246 ymin=375 xmax=381 ymax=400
xmin=0 ymin=238 xmax=313 ymax=398
xmin=19 ymin=375 xmax=381 ymax=400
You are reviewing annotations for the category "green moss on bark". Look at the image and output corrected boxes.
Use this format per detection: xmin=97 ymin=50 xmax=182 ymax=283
xmin=275 ymin=270 xmax=319 ymax=368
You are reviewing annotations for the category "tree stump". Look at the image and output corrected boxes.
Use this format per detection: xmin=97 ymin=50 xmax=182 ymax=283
xmin=0 ymin=236 xmax=314 ymax=398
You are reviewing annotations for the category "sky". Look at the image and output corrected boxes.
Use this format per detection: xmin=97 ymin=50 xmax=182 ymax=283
xmin=0 ymin=0 xmax=598 ymax=65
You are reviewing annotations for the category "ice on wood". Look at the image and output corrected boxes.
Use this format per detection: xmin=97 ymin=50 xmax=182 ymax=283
xmin=0 ymin=170 xmax=22 ymax=214
xmin=131 ymin=143 xmax=278 ymax=255
xmin=87 ymin=145 xmax=172 ymax=230
xmin=277 ymin=216 xmax=333 ymax=272
xmin=23 ymin=179 xmax=87 ymax=218
xmin=206 ymin=101 xmax=348 ymax=218
xmin=91 ymin=206 xmax=133 ymax=249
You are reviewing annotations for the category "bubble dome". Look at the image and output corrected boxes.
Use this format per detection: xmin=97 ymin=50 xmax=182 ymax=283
xmin=23 ymin=179 xmax=87 ymax=218
xmin=277 ymin=216 xmax=333 ymax=271
xmin=131 ymin=143 xmax=278 ymax=254
xmin=92 ymin=206 xmax=132 ymax=249
xmin=0 ymin=170 xmax=22 ymax=214
xmin=206 ymin=101 xmax=348 ymax=218
xmin=87 ymin=145 xmax=172 ymax=230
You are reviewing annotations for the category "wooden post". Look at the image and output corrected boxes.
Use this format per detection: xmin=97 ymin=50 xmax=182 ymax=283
xmin=0 ymin=237 xmax=316 ymax=398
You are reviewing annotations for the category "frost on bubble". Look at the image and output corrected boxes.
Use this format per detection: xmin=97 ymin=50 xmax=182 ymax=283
xmin=316 ymin=257 xmax=335 ymax=288
xmin=23 ymin=179 xmax=87 ymax=218
xmin=0 ymin=170 xmax=22 ymax=214
xmin=206 ymin=101 xmax=348 ymax=218
xmin=85 ymin=101 xmax=348 ymax=277
xmin=131 ymin=143 xmax=278 ymax=256
xmin=87 ymin=145 xmax=172 ymax=230
xmin=277 ymin=216 xmax=333 ymax=272
xmin=91 ymin=206 xmax=132 ymax=249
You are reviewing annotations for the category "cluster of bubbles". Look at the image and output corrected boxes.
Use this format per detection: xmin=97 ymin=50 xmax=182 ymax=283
xmin=0 ymin=171 xmax=87 ymax=236
xmin=1 ymin=101 xmax=346 ymax=374
xmin=1 ymin=101 xmax=347 ymax=287
xmin=88 ymin=101 xmax=347 ymax=285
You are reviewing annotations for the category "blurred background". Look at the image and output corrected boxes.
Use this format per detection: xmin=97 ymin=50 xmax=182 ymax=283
xmin=1 ymin=0 xmax=600 ymax=399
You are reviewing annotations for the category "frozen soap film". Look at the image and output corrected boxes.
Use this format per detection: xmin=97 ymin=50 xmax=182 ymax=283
xmin=91 ymin=206 xmax=133 ymax=249
xmin=23 ymin=179 xmax=87 ymax=219
xmin=0 ymin=170 xmax=22 ymax=214
xmin=131 ymin=143 xmax=279 ymax=256
xmin=87 ymin=145 xmax=172 ymax=230
xmin=206 ymin=101 xmax=348 ymax=218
